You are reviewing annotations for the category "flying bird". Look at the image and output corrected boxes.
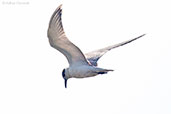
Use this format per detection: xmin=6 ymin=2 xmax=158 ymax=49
xmin=47 ymin=4 xmax=145 ymax=88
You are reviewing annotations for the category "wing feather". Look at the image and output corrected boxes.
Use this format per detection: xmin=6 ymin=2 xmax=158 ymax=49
xmin=47 ymin=5 xmax=89 ymax=66
xmin=85 ymin=34 xmax=146 ymax=66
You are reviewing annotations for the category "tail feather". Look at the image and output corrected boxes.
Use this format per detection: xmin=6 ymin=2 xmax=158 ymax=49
xmin=97 ymin=68 xmax=114 ymax=75
xmin=97 ymin=72 xmax=107 ymax=74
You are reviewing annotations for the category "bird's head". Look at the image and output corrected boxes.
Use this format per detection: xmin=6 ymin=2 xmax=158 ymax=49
xmin=62 ymin=68 xmax=69 ymax=88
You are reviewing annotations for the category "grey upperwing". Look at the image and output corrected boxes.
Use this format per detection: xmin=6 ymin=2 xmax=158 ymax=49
xmin=85 ymin=34 xmax=145 ymax=66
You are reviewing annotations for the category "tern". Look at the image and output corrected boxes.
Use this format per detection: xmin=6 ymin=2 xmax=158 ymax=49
xmin=47 ymin=4 xmax=145 ymax=88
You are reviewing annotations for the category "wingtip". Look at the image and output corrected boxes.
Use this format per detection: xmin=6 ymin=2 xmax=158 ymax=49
xmin=55 ymin=4 xmax=63 ymax=11
xmin=132 ymin=34 xmax=146 ymax=41
xmin=141 ymin=33 xmax=146 ymax=37
xmin=58 ymin=4 xmax=63 ymax=9
xmin=137 ymin=34 xmax=146 ymax=39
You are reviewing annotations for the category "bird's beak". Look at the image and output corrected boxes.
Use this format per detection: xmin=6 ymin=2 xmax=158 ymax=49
xmin=64 ymin=79 xmax=67 ymax=88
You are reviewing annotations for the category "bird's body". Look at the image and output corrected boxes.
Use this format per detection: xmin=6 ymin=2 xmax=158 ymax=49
xmin=65 ymin=65 xmax=113 ymax=79
xmin=47 ymin=4 xmax=145 ymax=88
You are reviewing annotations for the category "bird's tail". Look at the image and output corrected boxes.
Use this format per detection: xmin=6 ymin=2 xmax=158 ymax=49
xmin=96 ymin=68 xmax=114 ymax=74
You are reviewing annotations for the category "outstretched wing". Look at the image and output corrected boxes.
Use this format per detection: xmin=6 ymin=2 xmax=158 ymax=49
xmin=85 ymin=34 xmax=145 ymax=66
xmin=47 ymin=5 xmax=89 ymax=66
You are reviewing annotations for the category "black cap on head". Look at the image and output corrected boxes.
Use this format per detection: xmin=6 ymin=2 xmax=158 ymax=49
xmin=62 ymin=69 xmax=67 ymax=88
xmin=62 ymin=69 xmax=65 ymax=78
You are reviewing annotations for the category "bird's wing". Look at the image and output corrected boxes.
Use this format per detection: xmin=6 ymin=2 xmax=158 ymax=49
xmin=47 ymin=5 xmax=89 ymax=66
xmin=85 ymin=34 xmax=145 ymax=66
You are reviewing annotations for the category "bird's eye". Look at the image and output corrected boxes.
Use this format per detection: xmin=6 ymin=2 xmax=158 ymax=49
xmin=62 ymin=69 xmax=65 ymax=78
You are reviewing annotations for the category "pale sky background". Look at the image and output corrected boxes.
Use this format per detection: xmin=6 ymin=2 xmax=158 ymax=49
xmin=0 ymin=0 xmax=171 ymax=114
